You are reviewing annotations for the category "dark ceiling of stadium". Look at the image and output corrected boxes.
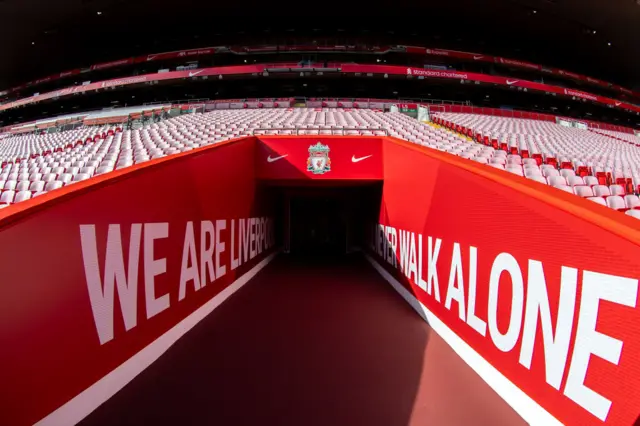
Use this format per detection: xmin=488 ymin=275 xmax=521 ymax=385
xmin=0 ymin=0 xmax=637 ymax=91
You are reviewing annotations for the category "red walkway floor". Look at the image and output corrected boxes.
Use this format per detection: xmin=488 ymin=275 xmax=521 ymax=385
xmin=80 ymin=254 xmax=526 ymax=426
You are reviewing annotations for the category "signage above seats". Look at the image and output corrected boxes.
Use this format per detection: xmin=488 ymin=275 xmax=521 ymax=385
xmin=1 ymin=63 xmax=639 ymax=121
xmin=1 ymin=44 xmax=637 ymax=105
xmin=405 ymin=46 xmax=639 ymax=100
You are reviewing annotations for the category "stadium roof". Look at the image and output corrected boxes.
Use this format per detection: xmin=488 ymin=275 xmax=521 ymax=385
xmin=0 ymin=0 xmax=637 ymax=91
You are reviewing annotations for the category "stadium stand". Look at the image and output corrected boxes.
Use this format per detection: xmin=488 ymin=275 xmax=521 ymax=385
xmin=1 ymin=107 xmax=639 ymax=218
xmin=596 ymin=129 xmax=640 ymax=145
xmin=434 ymin=113 xmax=640 ymax=211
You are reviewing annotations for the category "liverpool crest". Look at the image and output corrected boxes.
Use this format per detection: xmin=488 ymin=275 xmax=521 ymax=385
xmin=307 ymin=142 xmax=331 ymax=174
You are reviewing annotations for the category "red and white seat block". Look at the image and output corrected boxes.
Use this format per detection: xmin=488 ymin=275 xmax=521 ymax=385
xmin=0 ymin=107 xmax=639 ymax=220
xmin=434 ymin=112 xmax=640 ymax=216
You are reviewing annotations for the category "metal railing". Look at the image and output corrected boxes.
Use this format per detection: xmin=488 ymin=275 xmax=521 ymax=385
xmin=251 ymin=126 xmax=389 ymax=136
xmin=302 ymin=97 xmax=470 ymax=106
xmin=143 ymin=98 xmax=210 ymax=106
xmin=397 ymin=97 xmax=471 ymax=106
xmin=145 ymin=97 xmax=469 ymax=106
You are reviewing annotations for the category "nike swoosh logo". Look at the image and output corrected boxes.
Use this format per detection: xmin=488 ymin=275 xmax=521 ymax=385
xmin=188 ymin=70 xmax=204 ymax=77
xmin=147 ymin=55 xmax=158 ymax=61
xmin=352 ymin=155 xmax=372 ymax=163
xmin=267 ymin=154 xmax=288 ymax=163
xmin=506 ymin=80 xmax=519 ymax=85
xmin=473 ymin=55 xmax=483 ymax=60
xmin=615 ymin=102 xmax=622 ymax=106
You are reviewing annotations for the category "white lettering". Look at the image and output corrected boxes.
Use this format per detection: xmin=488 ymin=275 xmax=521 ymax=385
xmin=564 ymin=271 xmax=638 ymax=421
xmin=144 ymin=223 xmax=170 ymax=319
xmin=408 ymin=233 xmax=418 ymax=283
xmin=519 ymin=261 xmax=577 ymax=390
xmin=239 ymin=218 xmax=250 ymax=264
xmin=215 ymin=219 xmax=227 ymax=278
xmin=488 ymin=253 xmax=523 ymax=353
xmin=399 ymin=230 xmax=410 ymax=277
xmin=445 ymin=242 xmax=466 ymax=321
xmin=426 ymin=236 xmax=441 ymax=301
xmin=257 ymin=218 xmax=265 ymax=255
xmin=200 ymin=221 xmax=216 ymax=285
xmin=178 ymin=222 xmax=201 ymax=301
xmin=386 ymin=226 xmax=397 ymax=267
xmin=231 ymin=219 xmax=239 ymax=270
xmin=80 ymin=224 xmax=141 ymax=345
xmin=391 ymin=227 xmax=398 ymax=268
xmin=250 ymin=218 xmax=257 ymax=260
xmin=383 ymin=225 xmax=390 ymax=261
xmin=466 ymin=246 xmax=486 ymax=336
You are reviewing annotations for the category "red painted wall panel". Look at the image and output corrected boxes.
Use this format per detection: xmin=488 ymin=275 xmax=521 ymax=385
xmin=0 ymin=138 xmax=276 ymax=426
xmin=370 ymin=138 xmax=640 ymax=426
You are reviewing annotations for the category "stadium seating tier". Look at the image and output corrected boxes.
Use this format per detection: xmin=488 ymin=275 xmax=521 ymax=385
xmin=0 ymin=108 xmax=639 ymax=217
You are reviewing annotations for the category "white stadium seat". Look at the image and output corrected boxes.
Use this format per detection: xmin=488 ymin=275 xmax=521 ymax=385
xmin=573 ymin=186 xmax=594 ymax=198
xmin=566 ymin=176 xmax=584 ymax=187
xmin=555 ymin=185 xmax=574 ymax=194
xmin=583 ymin=176 xmax=599 ymax=186
xmin=0 ymin=108 xmax=636 ymax=217
xmin=548 ymin=176 xmax=567 ymax=187
xmin=44 ymin=181 xmax=64 ymax=192
xmin=624 ymin=195 xmax=640 ymax=210
xmin=0 ymin=190 xmax=15 ymax=204
xmin=72 ymin=173 xmax=91 ymax=182
xmin=609 ymin=185 xmax=626 ymax=196
xmin=625 ymin=209 xmax=640 ymax=219
xmin=14 ymin=191 xmax=32 ymax=203
xmin=15 ymin=181 xmax=30 ymax=192
xmin=593 ymin=185 xmax=611 ymax=197
xmin=587 ymin=197 xmax=607 ymax=206
xmin=29 ymin=181 xmax=45 ymax=193
xmin=58 ymin=173 xmax=73 ymax=184
xmin=606 ymin=195 xmax=626 ymax=210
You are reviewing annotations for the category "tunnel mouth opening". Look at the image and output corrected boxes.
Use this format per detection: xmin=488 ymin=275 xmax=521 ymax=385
xmin=263 ymin=181 xmax=383 ymax=260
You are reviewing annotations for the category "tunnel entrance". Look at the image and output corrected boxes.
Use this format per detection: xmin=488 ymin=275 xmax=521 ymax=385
xmin=288 ymin=183 xmax=381 ymax=256
xmin=290 ymin=191 xmax=347 ymax=255
xmin=266 ymin=182 xmax=382 ymax=257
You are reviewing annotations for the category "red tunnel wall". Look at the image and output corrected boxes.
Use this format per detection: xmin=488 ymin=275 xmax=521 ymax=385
xmin=0 ymin=137 xmax=277 ymax=426
xmin=0 ymin=135 xmax=639 ymax=425
xmin=369 ymin=138 xmax=640 ymax=426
